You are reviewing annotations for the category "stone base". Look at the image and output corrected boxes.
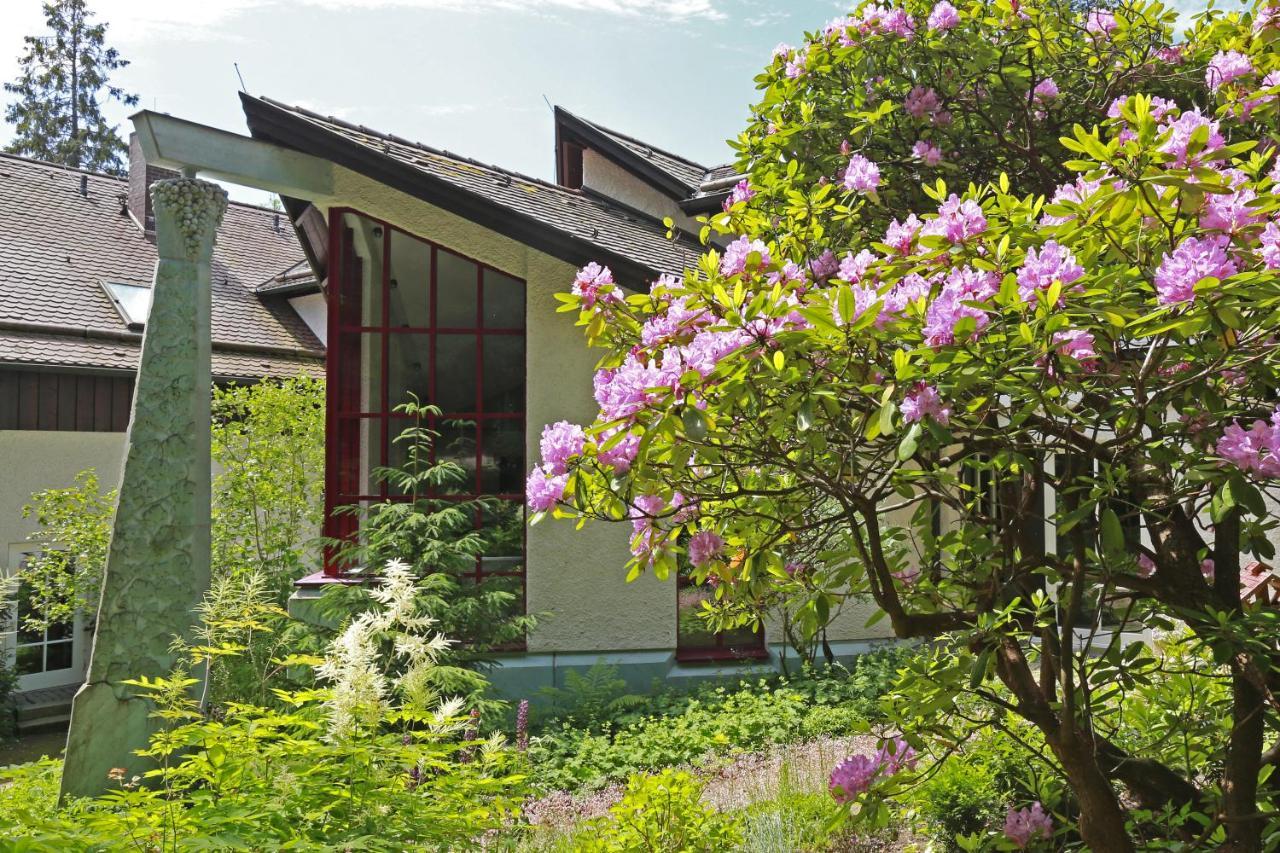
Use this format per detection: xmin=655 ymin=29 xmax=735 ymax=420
xmin=60 ymin=682 xmax=156 ymax=800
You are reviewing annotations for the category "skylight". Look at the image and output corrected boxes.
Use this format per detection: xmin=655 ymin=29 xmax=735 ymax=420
xmin=102 ymin=281 xmax=152 ymax=329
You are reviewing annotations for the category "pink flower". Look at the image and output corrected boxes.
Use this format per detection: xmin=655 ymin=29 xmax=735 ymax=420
xmin=597 ymin=427 xmax=641 ymax=472
xmin=1086 ymin=9 xmax=1116 ymax=34
xmin=526 ymin=466 xmax=567 ymax=512
xmin=1016 ymin=241 xmax=1084 ymax=302
xmin=842 ymin=154 xmax=881 ymax=193
xmin=810 ymin=249 xmax=839 ymax=280
xmin=893 ymin=566 xmax=921 ymax=585
xmin=904 ymin=85 xmax=940 ymax=120
xmin=573 ymin=262 xmax=620 ymax=309
xmin=1053 ymin=329 xmax=1098 ymax=370
xmin=1033 ymin=78 xmax=1059 ymax=102
xmin=1201 ymin=558 xmax=1216 ymax=583
xmin=923 ymin=267 xmax=995 ymax=346
xmin=875 ymin=737 xmax=917 ymax=773
xmin=1201 ymin=171 xmax=1261 ymax=234
xmin=1042 ymin=175 xmax=1105 ymax=225
xmin=1157 ymin=45 xmax=1184 ymax=64
xmin=829 ymin=755 xmax=881 ymax=803
xmin=1217 ymin=409 xmax=1280 ymax=477
xmin=772 ymin=42 xmax=793 ymax=61
xmin=1137 ymin=553 xmax=1157 ymax=578
xmin=901 ymin=383 xmax=951 ymax=425
xmin=1158 ymin=109 xmax=1225 ymax=168
xmin=784 ymin=46 xmax=808 ymax=79
xmin=687 ymin=530 xmax=725 ymax=567
xmin=928 ymin=0 xmax=960 ymax=31
xmin=722 ymin=179 xmax=755 ymax=210
xmin=838 ymin=249 xmax=878 ymax=284
xmin=884 ymin=214 xmax=922 ymax=254
xmin=539 ymin=421 xmax=586 ymax=474
xmin=1260 ymin=222 xmax=1280 ymax=269
xmin=1206 ymin=50 xmax=1253 ymax=89
xmin=720 ymin=236 xmax=771 ymax=276
xmin=920 ymin=194 xmax=987 ymax=243
xmin=1004 ymin=802 xmax=1053 ymax=849
xmin=1154 ymin=235 xmax=1237 ymax=305
xmin=912 ymin=139 xmax=943 ymax=166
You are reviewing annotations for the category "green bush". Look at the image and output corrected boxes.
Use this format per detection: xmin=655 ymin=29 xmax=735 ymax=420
xmin=579 ymin=769 xmax=742 ymax=852
xmin=0 ymin=561 xmax=525 ymax=850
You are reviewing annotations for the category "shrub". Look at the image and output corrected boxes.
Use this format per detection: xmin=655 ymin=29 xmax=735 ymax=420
xmin=578 ymin=769 xmax=742 ymax=852
xmin=0 ymin=560 xmax=525 ymax=850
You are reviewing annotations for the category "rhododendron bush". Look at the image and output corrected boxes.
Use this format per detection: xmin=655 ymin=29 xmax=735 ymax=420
xmin=530 ymin=0 xmax=1280 ymax=848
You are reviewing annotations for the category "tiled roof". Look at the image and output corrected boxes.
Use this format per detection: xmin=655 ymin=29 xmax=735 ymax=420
xmin=559 ymin=109 xmax=709 ymax=192
xmin=242 ymin=95 xmax=704 ymax=284
xmin=0 ymin=329 xmax=321 ymax=381
xmin=0 ymin=153 xmax=324 ymax=378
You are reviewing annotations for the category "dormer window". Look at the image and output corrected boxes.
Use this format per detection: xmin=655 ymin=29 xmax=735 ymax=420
xmin=102 ymin=281 xmax=152 ymax=330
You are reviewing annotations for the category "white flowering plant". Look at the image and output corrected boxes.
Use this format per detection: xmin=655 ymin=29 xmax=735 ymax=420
xmin=528 ymin=0 xmax=1280 ymax=848
xmin=7 ymin=558 xmax=525 ymax=849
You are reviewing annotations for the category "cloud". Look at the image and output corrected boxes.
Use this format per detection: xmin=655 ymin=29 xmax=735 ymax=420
xmin=49 ymin=0 xmax=726 ymax=44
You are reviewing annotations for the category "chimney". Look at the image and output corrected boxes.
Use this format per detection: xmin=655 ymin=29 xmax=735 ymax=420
xmin=127 ymin=132 xmax=179 ymax=235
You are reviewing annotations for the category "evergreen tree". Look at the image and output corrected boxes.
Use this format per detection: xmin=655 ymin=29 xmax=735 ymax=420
xmin=4 ymin=0 xmax=138 ymax=175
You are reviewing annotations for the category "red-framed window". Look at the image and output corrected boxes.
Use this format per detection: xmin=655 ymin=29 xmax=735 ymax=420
xmin=675 ymin=568 xmax=767 ymax=663
xmin=323 ymin=209 xmax=526 ymax=602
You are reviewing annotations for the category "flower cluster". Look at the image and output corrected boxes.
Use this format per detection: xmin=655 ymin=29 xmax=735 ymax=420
xmin=1218 ymin=407 xmax=1280 ymax=477
xmin=1004 ymin=802 xmax=1054 ymax=848
xmin=828 ymin=737 xmax=917 ymax=804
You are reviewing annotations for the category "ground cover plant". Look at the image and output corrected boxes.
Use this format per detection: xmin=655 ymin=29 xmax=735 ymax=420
xmin=530 ymin=0 xmax=1280 ymax=847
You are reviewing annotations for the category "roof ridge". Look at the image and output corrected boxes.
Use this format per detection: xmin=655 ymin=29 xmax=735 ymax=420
xmin=258 ymin=95 xmax=588 ymax=201
xmin=559 ymin=107 xmax=708 ymax=172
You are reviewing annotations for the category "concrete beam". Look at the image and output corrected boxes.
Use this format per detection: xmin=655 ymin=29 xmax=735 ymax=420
xmin=131 ymin=110 xmax=334 ymax=201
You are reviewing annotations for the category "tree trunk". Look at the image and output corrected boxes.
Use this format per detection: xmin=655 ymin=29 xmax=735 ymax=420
xmin=1047 ymin=728 xmax=1135 ymax=853
xmin=1224 ymin=665 xmax=1266 ymax=850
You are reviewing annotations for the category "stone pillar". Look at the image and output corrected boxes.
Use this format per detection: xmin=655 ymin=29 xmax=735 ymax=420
xmin=61 ymin=177 xmax=227 ymax=800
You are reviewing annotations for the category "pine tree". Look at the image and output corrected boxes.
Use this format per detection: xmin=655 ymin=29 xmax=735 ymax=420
xmin=4 ymin=0 xmax=139 ymax=175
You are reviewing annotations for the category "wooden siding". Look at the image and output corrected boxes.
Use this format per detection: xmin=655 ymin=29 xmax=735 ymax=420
xmin=0 ymin=369 xmax=133 ymax=432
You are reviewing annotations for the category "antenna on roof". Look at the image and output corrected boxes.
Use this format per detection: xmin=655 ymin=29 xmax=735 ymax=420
xmin=541 ymin=94 xmax=553 ymax=114
xmin=234 ymin=63 xmax=248 ymax=93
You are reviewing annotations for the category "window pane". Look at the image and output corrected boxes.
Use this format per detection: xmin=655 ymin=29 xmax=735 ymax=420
xmin=334 ymin=333 xmax=381 ymax=415
xmin=335 ymin=417 xmax=382 ymax=498
xmin=388 ymin=231 xmax=431 ymax=328
xmin=16 ymin=645 xmax=42 ymax=675
xmin=483 ymin=501 xmax=524 ymax=561
xmin=340 ymin=213 xmax=385 ymax=327
xmin=436 ymin=335 xmax=477 ymax=413
xmin=481 ymin=420 xmax=525 ymax=494
xmin=482 ymin=335 xmax=524 ymax=414
xmin=484 ymin=268 xmax=524 ymax=329
xmin=437 ymin=250 xmax=478 ymax=328
xmin=677 ymin=585 xmax=719 ymax=650
xmin=436 ymin=421 xmax=478 ymax=494
xmin=387 ymin=334 xmax=431 ymax=410
xmin=45 ymin=641 xmax=72 ymax=671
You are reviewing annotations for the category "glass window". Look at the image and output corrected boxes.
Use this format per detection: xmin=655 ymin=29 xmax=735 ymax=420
xmin=675 ymin=575 xmax=766 ymax=661
xmin=326 ymin=211 xmax=526 ymax=625
xmin=436 ymin=250 xmax=479 ymax=328
xmin=484 ymin=268 xmax=525 ymax=329
xmin=102 ymin=281 xmax=152 ymax=328
xmin=387 ymin=231 xmax=431 ymax=328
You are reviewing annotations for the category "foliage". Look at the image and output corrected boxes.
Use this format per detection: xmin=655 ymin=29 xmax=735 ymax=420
xmin=3 ymin=0 xmax=138 ymax=174
xmin=533 ymin=0 xmax=1280 ymax=846
xmin=17 ymin=377 xmax=324 ymax=632
xmin=535 ymin=661 xmax=650 ymax=731
xmin=327 ymin=396 xmax=536 ymax=716
xmin=0 ymin=560 xmax=525 ymax=850
xmin=17 ymin=469 xmax=114 ymax=631
xmin=578 ymin=769 xmax=743 ymax=853
xmin=211 ymin=374 xmax=326 ymax=600
xmin=527 ymin=657 xmax=906 ymax=791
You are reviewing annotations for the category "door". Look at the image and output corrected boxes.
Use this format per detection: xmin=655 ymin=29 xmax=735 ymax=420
xmin=4 ymin=544 xmax=86 ymax=691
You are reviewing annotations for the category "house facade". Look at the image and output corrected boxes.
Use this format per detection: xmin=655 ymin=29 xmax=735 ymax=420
xmin=223 ymin=94 xmax=897 ymax=696
xmin=0 ymin=145 xmax=324 ymax=725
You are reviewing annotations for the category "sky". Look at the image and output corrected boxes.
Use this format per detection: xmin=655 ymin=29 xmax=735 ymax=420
xmin=1 ymin=0 xmax=1215 ymax=206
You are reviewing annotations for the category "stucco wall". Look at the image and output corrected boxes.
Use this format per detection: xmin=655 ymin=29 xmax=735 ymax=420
xmin=581 ymin=150 xmax=700 ymax=234
xmin=315 ymin=166 xmax=676 ymax=653
xmin=0 ymin=430 xmax=125 ymax=573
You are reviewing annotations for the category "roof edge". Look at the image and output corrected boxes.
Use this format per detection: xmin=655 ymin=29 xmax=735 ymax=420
xmin=553 ymin=106 xmax=698 ymax=201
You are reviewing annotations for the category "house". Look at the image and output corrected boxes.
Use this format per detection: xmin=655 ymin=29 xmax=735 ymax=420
xmin=0 ymin=143 xmax=324 ymax=727
xmin=217 ymin=94 xmax=897 ymax=695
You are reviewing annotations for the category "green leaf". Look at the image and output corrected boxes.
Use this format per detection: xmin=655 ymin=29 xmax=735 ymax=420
xmin=1100 ymin=508 xmax=1125 ymax=556
xmin=898 ymin=423 xmax=921 ymax=461
xmin=797 ymin=398 xmax=816 ymax=432
xmin=682 ymin=408 xmax=708 ymax=441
